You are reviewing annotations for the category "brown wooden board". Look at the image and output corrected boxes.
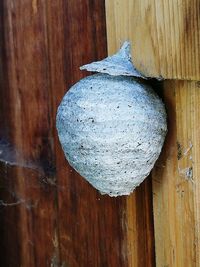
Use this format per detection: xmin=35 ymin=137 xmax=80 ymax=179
xmin=0 ymin=1 xmax=59 ymax=266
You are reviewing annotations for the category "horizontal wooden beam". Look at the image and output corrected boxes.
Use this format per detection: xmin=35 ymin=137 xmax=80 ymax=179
xmin=105 ymin=0 xmax=200 ymax=80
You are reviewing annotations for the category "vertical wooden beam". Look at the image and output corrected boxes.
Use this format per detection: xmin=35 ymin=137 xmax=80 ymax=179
xmin=153 ymin=80 xmax=200 ymax=266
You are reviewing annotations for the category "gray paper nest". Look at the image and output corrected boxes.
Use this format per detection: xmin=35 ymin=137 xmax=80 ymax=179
xmin=56 ymin=42 xmax=167 ymax=196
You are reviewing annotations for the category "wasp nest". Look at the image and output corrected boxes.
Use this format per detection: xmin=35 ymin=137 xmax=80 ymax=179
xmin=56 ymin=42 xmax=167 ymax=197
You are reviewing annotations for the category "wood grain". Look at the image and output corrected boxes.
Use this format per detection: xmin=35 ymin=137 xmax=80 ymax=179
xmin=105 ymin=0 xmax=200 ymax=80
xmin=0 ymin=1 xmax=59 ymax=266
xmin=3 ymin=1 xmax=200 ymax=266
xmin=126 ymin=180 xmax=155 ymax=267
xmin=0 ymin=1 xmax=130 ymax=266
xmin=153 ymin=80 xmax=200 ymax=266
xmin=106 ymin=1 xmax=200 ymax=266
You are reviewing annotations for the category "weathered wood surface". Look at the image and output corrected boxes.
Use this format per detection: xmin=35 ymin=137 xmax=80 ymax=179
xmin=0 ymin=1 xmax=131 ymax=266
xmin=106 ymin=0 xmax=200 ymax=80
xmin=153 ymin=81 xmax=200 ymax=267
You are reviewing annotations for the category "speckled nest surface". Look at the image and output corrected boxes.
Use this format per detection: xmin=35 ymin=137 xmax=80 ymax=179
xmin=57 ymin=42 xmax=167 ymax=196
xmin=56 ymin=71 xmax=167 ymax=196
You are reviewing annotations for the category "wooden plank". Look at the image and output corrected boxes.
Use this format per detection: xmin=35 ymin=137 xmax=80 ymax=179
xmin=153 ymin=80 xmax=200 ymax=266
xmin=0 ymin=1 xmax=59 ymax=266
xmin=105 ymin=0 xmax=200 ymax=80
